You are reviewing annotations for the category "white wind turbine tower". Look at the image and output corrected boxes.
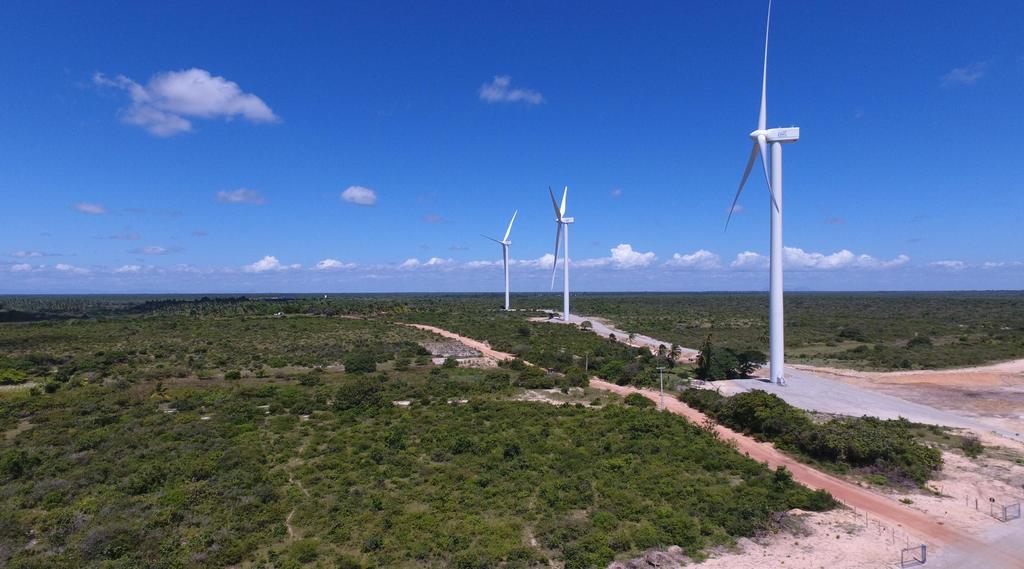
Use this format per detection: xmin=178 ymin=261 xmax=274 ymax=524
xmin=726 ymin=0 xmax=799 ymax=385
xmin=548 ymin=186 xmax=574 ymax=322
xmin=482 ymin=210 xmax=518 ymax=310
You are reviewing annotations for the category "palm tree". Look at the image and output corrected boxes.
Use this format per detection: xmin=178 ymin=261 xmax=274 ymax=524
xmin=657 ymin=344 xmax=667 ymax=358
xmin=670 ymin=343 xmax=682 ymax=360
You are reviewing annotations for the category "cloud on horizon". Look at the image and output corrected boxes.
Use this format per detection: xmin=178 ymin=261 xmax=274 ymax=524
xmin=243 ymin=255 xmax=301 ymax=273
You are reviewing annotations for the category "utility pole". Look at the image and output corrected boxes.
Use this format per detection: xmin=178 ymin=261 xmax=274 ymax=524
xmin=657 ymin=366 xmax=666 ymax=410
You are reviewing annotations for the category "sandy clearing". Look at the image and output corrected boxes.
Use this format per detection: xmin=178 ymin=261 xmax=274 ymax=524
xmin=792 ymin=359 xmax=1024 ymax=388
xmin=404 ymin=323 xmax=515 ymax=361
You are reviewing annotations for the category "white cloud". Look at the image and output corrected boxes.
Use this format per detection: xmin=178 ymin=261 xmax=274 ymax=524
xmin=731 ymin=251 xmax=768 ymax=269
xmin=942 ymin=62 xmax=986 ymax=86
xmin=315 ymin=258 xmax=355 ymax=271
xmin=398 ymin=257 xmax=452 ymax=269
xmin=465 ymin=260 xmax=499 ymax=269
xmin=55 ymin=263 xmax=89 ymax=274
xmin=341 ymin=185 xmax=378 ymax=206
xmin=115 ymin=264 xmax=142 ymax=273
xmin=478 ymin=75 xmax=544 ymax=105
xmin=610 ymin=188 xmax=623 ymax=198
xmin=982 ymin=261 xmax=1023 ymax=269
xmin=511 ymin=254 xmax=556 ymax=269
xmin=930 ymin=260 xmax=966 ymax=270
xmin=666 ymin=249 xmax=721 ymax=269
xmin=131 ymin=245 xmax=174 ymax=255
xmin=575 ymin=244 xmax=656 ymax=269
xmin=243 ymin=255 xmax=301 ymax=273
xmin=10 ymin=264 xmax=32 ymax=272
xmin=74 ymin=202 xmax=107 ymax=215
xmin=10 ymin=251 xmax=44 ymax=258
xmin=731 ymin=248 xmax=910 ymax=270
xmin=608 ymin=244 xmax=656 ymax=268
xmin=94 ymin=68 xmax=278 ymax=136
xmin=216 ymin=188 xmax=265 ymax=205
xmin=423 ymin=213 xmax=444 ymax=223
xmin=728 ymin=204 xmax=744 ymax=215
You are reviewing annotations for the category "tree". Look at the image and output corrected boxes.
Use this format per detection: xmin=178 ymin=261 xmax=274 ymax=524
xmin=343 ymin=351 xmax=377 ymax=374
xmin=657 ymin=344 xmax=667 ymax=358
xmin=695 ymin=335 xmax=715 ymax=380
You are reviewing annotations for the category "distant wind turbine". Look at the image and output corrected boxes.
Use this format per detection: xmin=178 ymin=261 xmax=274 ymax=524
xmin=726 ymin=0 xmax=799 ymax=385
xmin=482 ymin=210 xmax=518 ymax=310
xmin=549 ymin=186 xmax=574 ymax=322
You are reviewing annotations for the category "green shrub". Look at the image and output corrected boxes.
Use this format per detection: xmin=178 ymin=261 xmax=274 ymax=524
xmin=344 ymin=351 xmax=377 ymax=374
xmin=289 ymin=539 xmax=319 ymax=563
xmin=224 ymin=369 xmax=242 ymax=381
xmin=624 ymin=393 xmax=654 ymax=408
xmin=959 ymin=435 xmax=983 ymax=458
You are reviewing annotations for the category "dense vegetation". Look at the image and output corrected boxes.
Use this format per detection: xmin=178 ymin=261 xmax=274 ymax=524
xmin=6 ymin=291 xmax=1021 ymax=373
xmin=1 ymin=369 xmax=832 ymax=567
xmin=678 ymin=389 xmax=943 ymax=486
xmin=570 ymin=292 xmax=1024 ymax=371
xmin=0 ymin=312 xmax=432 ymax=387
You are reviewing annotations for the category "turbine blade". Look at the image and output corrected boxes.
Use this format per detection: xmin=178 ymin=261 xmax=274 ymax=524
xmin=759 ymin=0 xmax=771 ymax=131
xmin=503 ymin=210 xmax=518 ymax=242
xmin=481 ymin=234 xmax=502 ymax=244
xmin=757 ymin=134 xmax=780 ymax=212
xmin=560 ymin=186 xmax=567 ymax=216
xmin=726 ymin=143 xmax=759 ymax=230
xmin=550 ymin=223 xmax=562 ymax=290
xmin=548 ymin=187 xmax=562 ymax=221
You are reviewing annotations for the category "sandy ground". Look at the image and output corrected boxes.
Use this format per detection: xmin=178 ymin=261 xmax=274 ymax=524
xmin=792 ymin=360 xmax=1024 ymax=437
xmin=692 ymin=508 xmax=907 ymax=569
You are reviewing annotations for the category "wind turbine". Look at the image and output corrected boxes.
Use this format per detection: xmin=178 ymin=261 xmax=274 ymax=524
xmin=726 ymin=0 xmax=799 ymax=386
xmin=482 ymin=210 xmax=518 ymax=310
xmin=549 ymin=186 xmax=573 ymax=322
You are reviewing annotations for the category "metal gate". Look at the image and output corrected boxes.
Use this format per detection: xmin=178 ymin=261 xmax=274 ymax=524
xmin=900 ymin=544 xmax=927 ymax=567
xmin=993 ymin=502 xmax=1021 ymax=522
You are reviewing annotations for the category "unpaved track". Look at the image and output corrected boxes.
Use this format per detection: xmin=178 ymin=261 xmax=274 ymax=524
xmin=404 ymin=323 xmax=1024 ymax=566
xmin=405 ymin=323 xmax=514 ymax=361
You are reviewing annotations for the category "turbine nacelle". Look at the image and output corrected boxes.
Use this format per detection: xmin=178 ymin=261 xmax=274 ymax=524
xmin=559 ymin=217 xmax=575 ymax=224
xmin=750 ymin=127 xmax=800 ymax=143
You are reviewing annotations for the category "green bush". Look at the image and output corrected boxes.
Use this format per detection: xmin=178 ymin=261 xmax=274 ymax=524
xmin=679 ymin=389 xmax=942 ymax=486
xmin=343 ymin=351 xmax=377 ymax=374
xmin=624 ymin=393 xmax=655 ymax=408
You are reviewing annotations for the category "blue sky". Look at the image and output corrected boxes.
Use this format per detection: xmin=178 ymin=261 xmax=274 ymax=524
xmin=1 ymin=0 xmax=1022 ymax=293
